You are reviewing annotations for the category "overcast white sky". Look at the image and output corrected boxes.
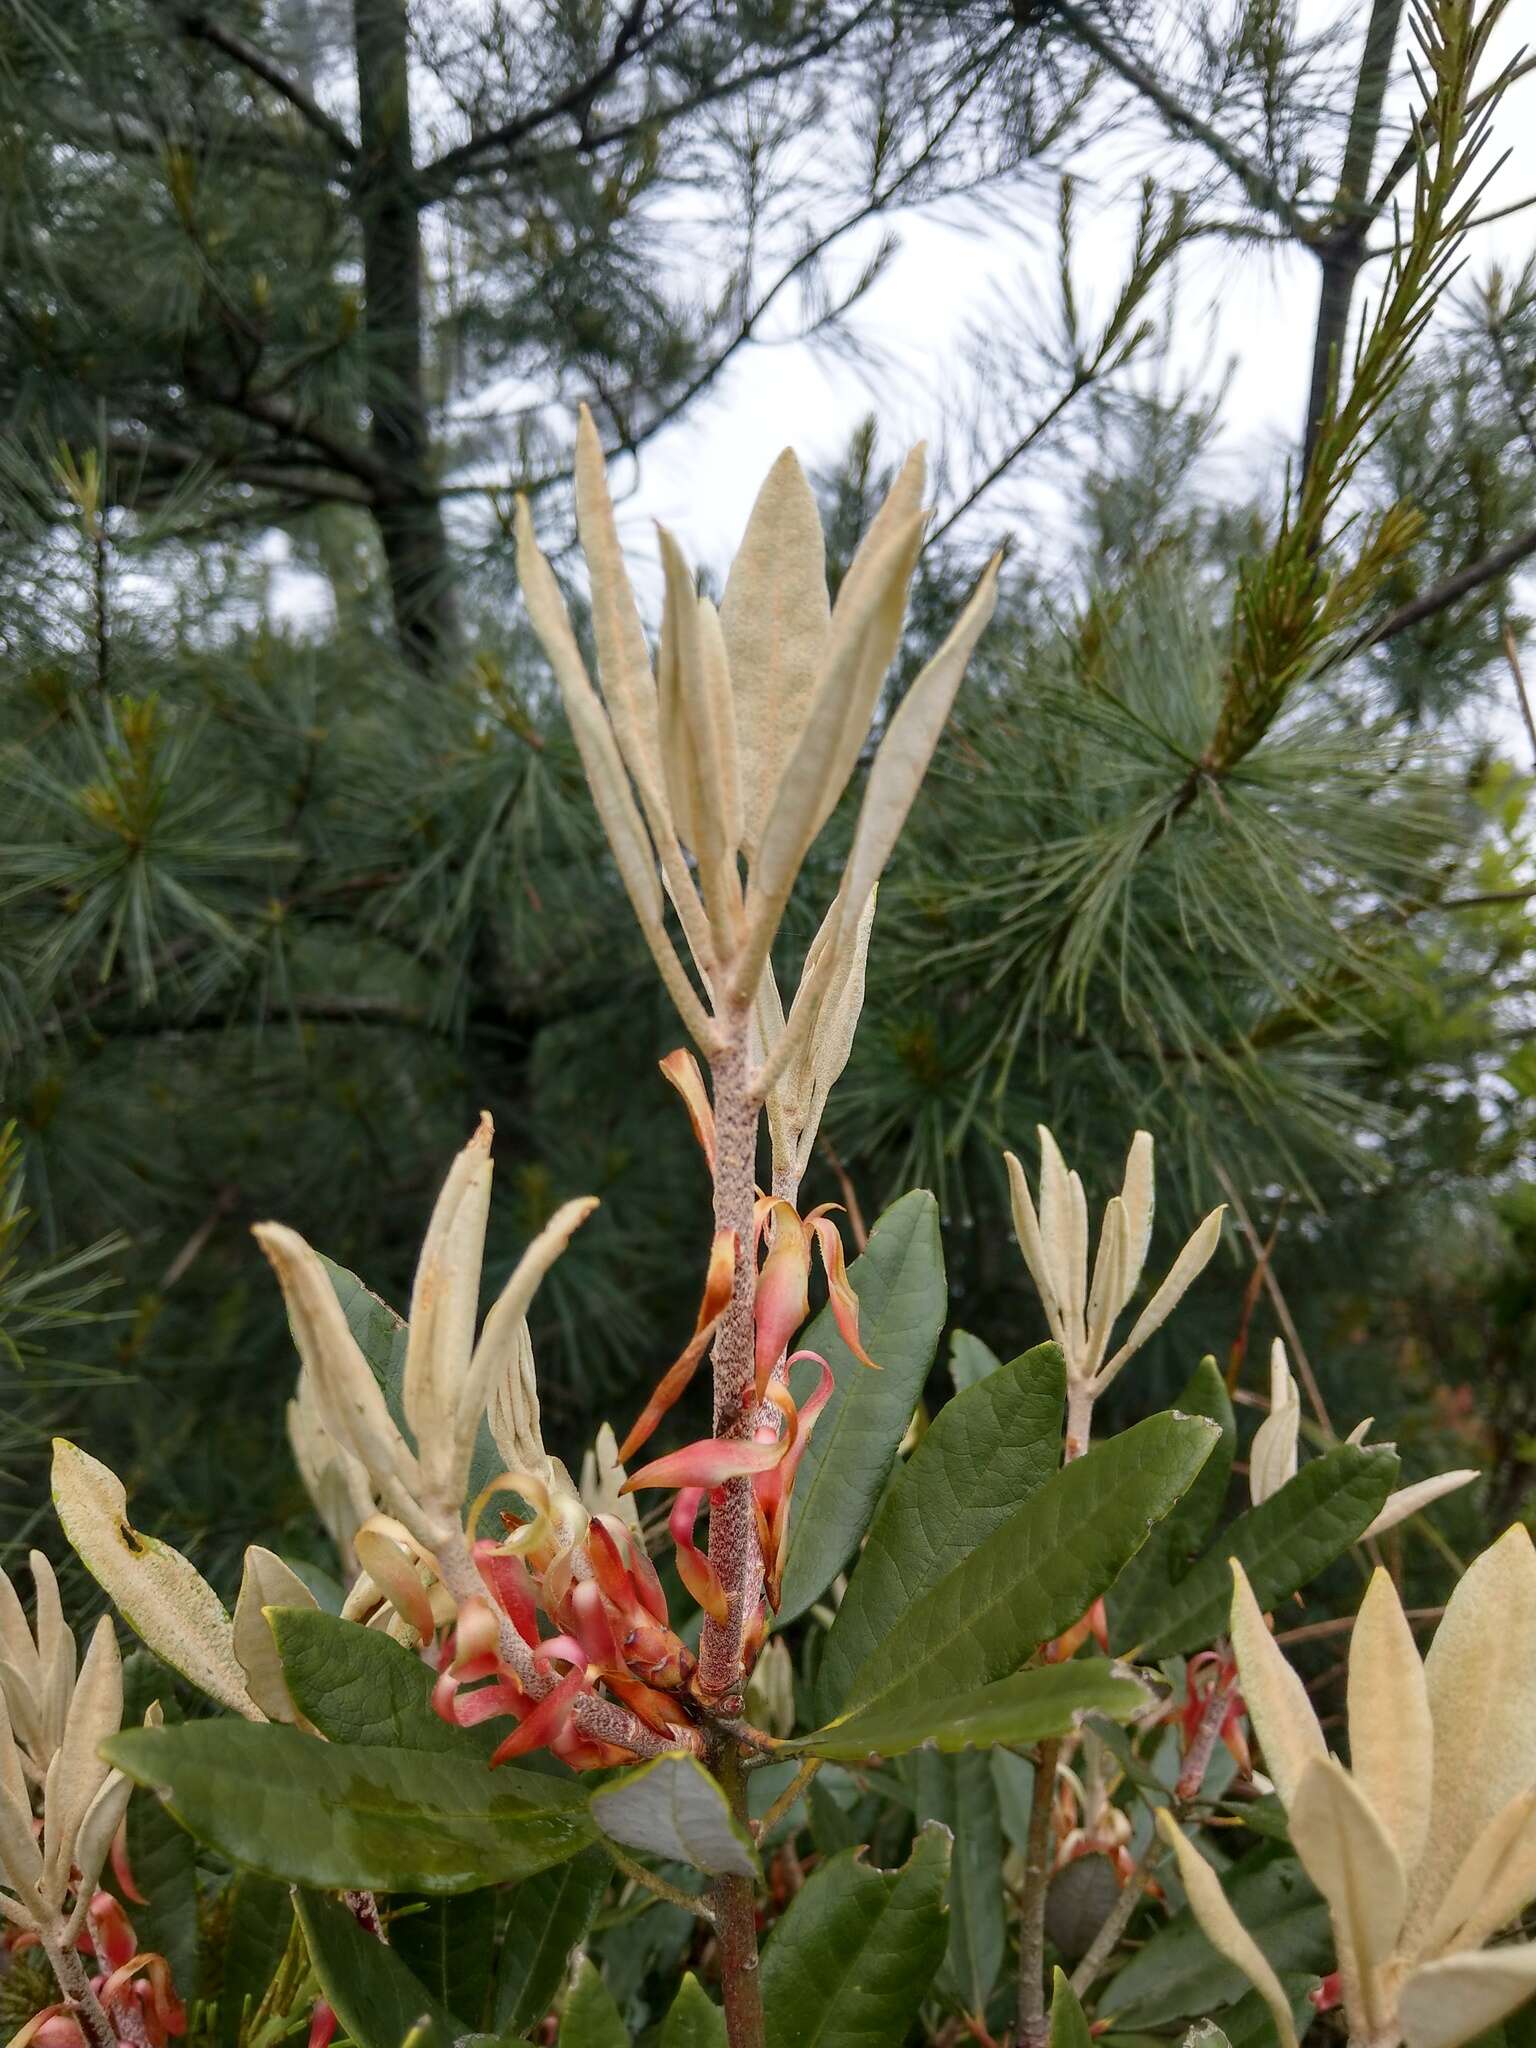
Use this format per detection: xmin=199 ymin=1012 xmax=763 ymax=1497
xmin=602 ymin=4 xmax=1536 ymax=586
xmin=261 ymin=4 xmax=1536 ymax=623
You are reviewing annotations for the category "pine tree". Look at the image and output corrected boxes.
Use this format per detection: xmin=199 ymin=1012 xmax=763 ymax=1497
xmin=3 ymin=0 xmax=1535 ymax=1573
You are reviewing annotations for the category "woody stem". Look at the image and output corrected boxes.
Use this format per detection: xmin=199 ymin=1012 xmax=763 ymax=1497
xmin=699 ymin=1014 xmax=763 ymax=1705
xmin=1016 ymin=1737 xmax=1061 ymax=2048
xmin=43 ymin=1930 xmax=116 ymax=2048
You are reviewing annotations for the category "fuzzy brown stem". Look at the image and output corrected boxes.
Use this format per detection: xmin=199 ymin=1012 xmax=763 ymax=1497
xmin=1176 ymin=1672 xmax=1234 ymax=1802
xmin=712 ymin=1742 xmax=767 ymax=2048
xmin=699 ymin=1020 xmax=764 ymax=1705
xmin=44 ymin=1932 xmax=116 ymax=2048
xmin=1016 ymin=1738 xmax=1060 ymax=2048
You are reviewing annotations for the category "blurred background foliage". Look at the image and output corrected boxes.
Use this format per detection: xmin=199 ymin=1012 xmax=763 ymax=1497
xmin=0 ymin=0 xmax=1532 ymax=1612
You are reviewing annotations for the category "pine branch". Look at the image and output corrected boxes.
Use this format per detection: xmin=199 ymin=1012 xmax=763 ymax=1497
xmin=419 ymin=4 xmax=883 ymax=195
xmin=173 ymin=9 xmax=358 ymax=159
xmin=419 ymin=0 xmax=667 ymax=190
xmin=1350 ymin=517 xmax=1536 ymax=648
xmin=1041 ymin=0 xmax=1316 ymax=241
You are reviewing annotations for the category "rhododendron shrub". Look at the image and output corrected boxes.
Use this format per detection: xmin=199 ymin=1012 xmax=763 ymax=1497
xmin=0 ymin=407 xmax=1506 ymax=2048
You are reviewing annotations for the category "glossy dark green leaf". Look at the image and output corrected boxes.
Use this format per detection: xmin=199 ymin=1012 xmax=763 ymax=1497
xmin=761 ymin=1822 xmax=951 ymax=2047
xmin=909 ymin=1750 xmax=1004 ymax=2019
xmin=1099 ymin=1845 xmax=1329 ymax=2027
xmin=816 ymin=1341 xmax=1066 ymax=1718
xmin=295 ymin=1891 xmax=458 ymax=2048
xmin=560 ymin=1957 xmax=629 ymax=2045
xmin=659 ymin=1974 xmax=728 ymax=2048
xmin=493 ymin=1851 xmax=610 ymax=2037
xmin=105 ymin=1721 xmax=593 ymax=1894
xmin=1108 ymin=1358 xmax=1234 ymax=1647
xmin=948 ymin=1329 xmax=1002 ymax=1393
xmin=121 ymin=1785 xmax=199 ymax=1996
xmin=391 ymin=1891 xmax=498 ymax=2030
xmin=835 ymin=1412 xmax=1219 ymax=1728
xmin=776 ymin=1192 xmax=948 ymax=1625
xmin=1130 ymin=1445 xmax=1399 ymax=1659
xmin=270 ymin=1607 xmax=494 ymax=1755
xmin=1050 ymin=1967 xmax=1094 ymax=2048
xmin=799 ymin=1660 xmax=1149 ymax=1761
xmin=214 ymin=1875 xmax=292 ymax=2048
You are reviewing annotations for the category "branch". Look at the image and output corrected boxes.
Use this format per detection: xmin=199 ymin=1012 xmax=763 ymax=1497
xmin=1301 ymin=0 xmax=1407 ymax=473
xmin=174 ymin=10 xmax=357 ymax=159
xmin=1352 ymin=518 xmax=1536 ymax=650
xmin=1367 ymin=48 xmax=1536 ymax=223
xmin=420 ymin=0 xmax=662 ymax=188
xmin=1042 ymin=0 xmax=1316 ymax=241
xmin=105 ymin=430 xmax=375 ymax=507
xmin=419 ymin=5 xmax=879 ymax=197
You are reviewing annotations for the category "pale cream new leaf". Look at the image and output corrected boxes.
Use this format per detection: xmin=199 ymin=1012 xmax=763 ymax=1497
xmin=720 ymin=448 xmax=830 ymax=858
xmin=1097 ymin=1206 xmax=1225 ymax=1389
xmin=1363 ymin=1469 xmax=1480 ymax=1543
xmin=405 ymin=1115 xmax=495 ymax=1499
xmin=233 ymin=1547 xmax=318 ymax=1723
xmin=1420 ymin=1524 xmax=1536 ymax=1929
xmin=1228 ymin=1558 xmax=1325 ymax=1806
xmin=1156 ymin=1812 xmax=1297 ymax=2048
xmin=52 ymin=1439 xmax=261 ymax=1720
xmin=253 ymin=1224 xmax=419 ymax=1503
xmin=834 ymin=552 xmax=1000 ymax=922
xmin=1288 ymin=1755 xmax=1407 ymax=2010
xmin=1118 ymin=1131 xmax=1155 ymax=1310
xmin=1416 ymin=1785 xmax=1536 ymax=1961
xmin=1347 ymin=1567 xmax=1432 ymax=1878
xmin=735 ymin=507 xmax=923 ymax=1004
xmin=458 ymin=1197 xmax=600 ymax=1448
xmin=1400 ymin=1944 xmax=1536 ymax=2048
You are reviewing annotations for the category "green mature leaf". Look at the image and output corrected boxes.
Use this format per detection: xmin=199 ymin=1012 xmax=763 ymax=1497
xmin=270 ymin=1607 xmax=496 ymax=1756
xmin=948 ymin=1329 xmax=1002 ymax=1393
xmin=798 ymin=1660 xmax=1149 ymax=1760
xmin=295 ymin=1891 xmax=458 ymax=2048
xmin=660 ymin=1975 xmax=728 ymax=2048
xmin=392 ymin=1891 xmax=498 ymax=2030
xmin=589 ymin=1754 xmax=757 ymax=1878
xmin=816 ymin=1341 xmax=1065 ymax=1718
xmin=1108 ymin=1358 xmax=1234 ymax=1646
xmin=761 ymin=1823 xmax=952 ymax=2048
xmin=1131 ymin=1445 xmax=1399 ymax=1658
xmin=560 ymin=1957 xmax=629 ymax=2045
xmin=493 ymin=1852 xmax=610 ymax=2036
xmin=122 ymin=1787 xmax=199 ymax=1996
xmin=992 ymin=1749 xmax=1036 ymax=1854
xmin=776 ymin=1191 xmax=948 ymax=1625
xmin=104 ymin=1722 xmax=593 ymax=1894
xmin=1099 ymin=1846 xmax=1329 ymax=2026
xmin=808 ymin=1775 xmax=862 ymax=1856
xmin=214 ymin=1876 xmax=291 ymax=2048
xmin=1217 ymin=1980 xmax=1317 ymax=2048
xmin=909 ymin=1751 xmax=1004 ymax=2018
xmin=835 ymin=1412 xmax=1219 ymax=1726
xmin=1050 ymin=1968 xmax=1094 ymax=2048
